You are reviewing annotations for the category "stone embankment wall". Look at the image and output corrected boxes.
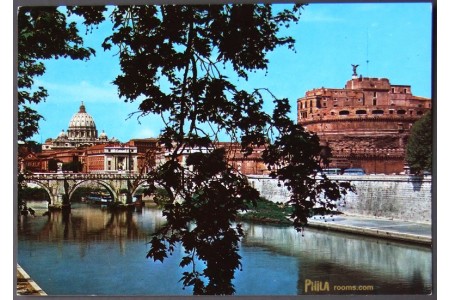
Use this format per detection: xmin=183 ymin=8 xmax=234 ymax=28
xmin=247 ymin=175 xmax=432 ymax=224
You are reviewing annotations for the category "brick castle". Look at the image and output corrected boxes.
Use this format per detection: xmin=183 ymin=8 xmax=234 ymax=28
xmin=297 ymin=67 xmax=431 ymax=174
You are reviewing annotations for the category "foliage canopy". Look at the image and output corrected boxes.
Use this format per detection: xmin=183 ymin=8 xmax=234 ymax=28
xmin=18 ymin=4 xmax=352 ymax=295
xmin=406 ymin=110 xmax=433 ymax=174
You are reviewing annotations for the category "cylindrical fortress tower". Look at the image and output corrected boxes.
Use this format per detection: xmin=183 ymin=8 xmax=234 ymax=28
xmin=297 ymin=75 xmax=431 ymax=174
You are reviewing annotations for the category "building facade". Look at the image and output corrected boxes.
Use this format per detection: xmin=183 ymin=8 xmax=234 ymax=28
xmin=154 ymin=141 xmax=269 ymax=176
xmin=297 ymin=72 xmax=432 ymax=174
xmin=128 ymin=138 xmax=160 ymax=174
xmin=84 ymin=144 xmax=138 ymax=173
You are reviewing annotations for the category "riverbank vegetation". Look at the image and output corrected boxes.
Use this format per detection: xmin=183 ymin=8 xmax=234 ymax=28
xmin=238 ymin=198 xmax=293 ymax=226
xmin=406 ymin=110 xmax=432 ymax=174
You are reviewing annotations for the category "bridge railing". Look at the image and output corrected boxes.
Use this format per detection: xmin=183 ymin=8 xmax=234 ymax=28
xmin=22 ymin=172 xmax=149 ymax=181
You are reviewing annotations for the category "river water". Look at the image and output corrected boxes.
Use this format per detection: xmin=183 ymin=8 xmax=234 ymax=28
xmin=16 ymin=201 xmax=432 ymax=296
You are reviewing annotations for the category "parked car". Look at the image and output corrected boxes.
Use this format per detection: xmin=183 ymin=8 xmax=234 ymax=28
xmin=343 ymin=168 xmax=365 ymax=175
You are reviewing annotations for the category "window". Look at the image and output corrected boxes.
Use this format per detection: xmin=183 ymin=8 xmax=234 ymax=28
xmin=356 ymin=110 xmax=367 ymax=115
xmin=397 ymin=109 xmax=406 ymax=115
xmin=339 ymin=110 xmax=350 ymax=115
xmin=372 ymin=110 xmax=384 ymax=115
xmin=372 ymin=99 xmax=377 ymax=106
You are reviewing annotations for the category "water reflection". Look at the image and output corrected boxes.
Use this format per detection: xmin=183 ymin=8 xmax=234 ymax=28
xmin=240 ymin=223 xmax=431 ymax=295
xmin=17 ymin=201 xmax=432 ymax=295
xmin=18 ymin=202 xmax=165 ymax=241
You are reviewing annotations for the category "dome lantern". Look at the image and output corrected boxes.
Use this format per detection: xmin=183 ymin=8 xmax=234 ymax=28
xmin=79 ymin=101 xmax=86 ymax=113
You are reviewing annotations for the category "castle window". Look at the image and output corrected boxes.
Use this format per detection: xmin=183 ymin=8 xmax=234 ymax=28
xmin=355 ymin=110 xmax=367 ymax=115
xmin=417 ymin=111 xmax=424 ymax=116
xmin=403 ymin=88 xmax=407 ymax=93
xmin=316 ymin=99 xmax=322 ymax=108
xmin=323 ymin=102 xmax=327 ymax=107
xmin=418 ymin=104 xmax=423 ymax=108
xmin=339 ymin=110 xmax=350 ymax=115
xmin=373 ymin=92 xmax=377 ymax=97
xmin=331 ymin=112 xmax=335 ymax=116
xmin=372 ymin=109 xmax=384 ymax=115
xmin=398 ymin=123 xmax=404 ymax=131
xmin=391 ymin=88 xmax=395 ymax=93
xmin=397 ymin=109 xmax=406 ymax=115
xmin=389 ymin=110 xmax=394 ymax=115
xmin=372 ymin=99 xmax=377 ymax=106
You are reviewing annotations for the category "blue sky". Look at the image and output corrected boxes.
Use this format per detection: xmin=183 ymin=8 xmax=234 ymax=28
xmin=27 ymin=2 xmax=433 ymax=143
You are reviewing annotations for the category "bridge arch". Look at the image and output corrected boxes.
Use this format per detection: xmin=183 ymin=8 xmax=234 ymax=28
xmin=68 ymin=179 xmax=118 ymax=203
xmin=22 ymin=180 xmax=52 ymax=204
xmin=130 ymin=180 xmax=151 ymax=197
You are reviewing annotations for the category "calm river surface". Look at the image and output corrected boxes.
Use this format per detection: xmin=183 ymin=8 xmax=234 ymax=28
xmin=16 ymin=201 xmax=432 ymax=296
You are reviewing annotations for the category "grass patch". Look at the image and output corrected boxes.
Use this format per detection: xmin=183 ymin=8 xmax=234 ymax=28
xmin=238 ymin=197 xmax=294 ymax=226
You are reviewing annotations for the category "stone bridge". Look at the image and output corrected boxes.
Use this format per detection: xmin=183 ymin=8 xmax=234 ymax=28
xmin=21 ymin=172 xmax=151 ymax=209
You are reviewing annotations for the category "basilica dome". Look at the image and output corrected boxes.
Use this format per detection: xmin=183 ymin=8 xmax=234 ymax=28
xmin=67 ymin=102 xmax=98 ymax=140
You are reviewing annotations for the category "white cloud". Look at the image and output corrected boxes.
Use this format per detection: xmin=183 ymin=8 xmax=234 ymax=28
xmin=135 ymin=128 xmax=157 ymax=139
xmin=34 ymin=79 xmax=121 ymax=104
